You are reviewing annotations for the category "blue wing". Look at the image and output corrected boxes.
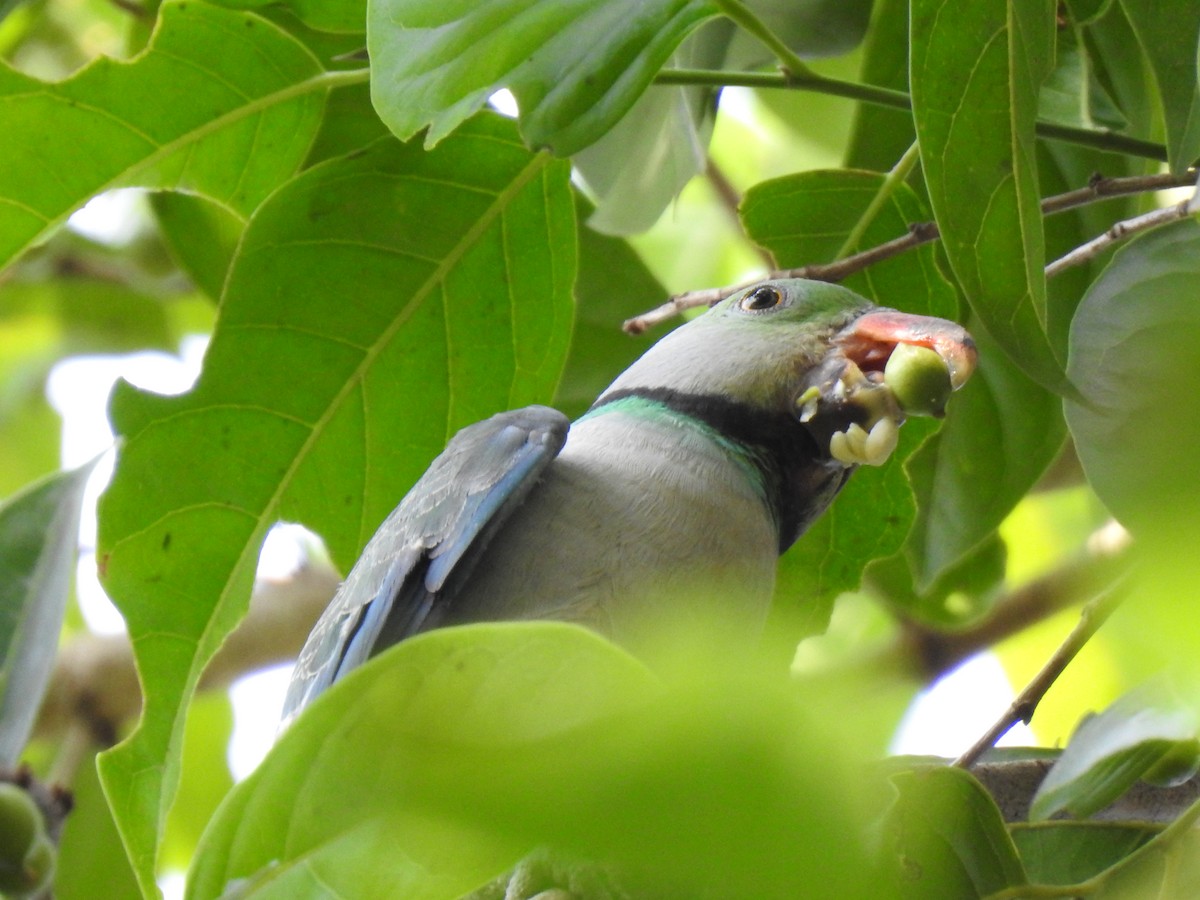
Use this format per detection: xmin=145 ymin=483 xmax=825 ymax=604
xmin=281 ymin=406 xmax=569 ymax=724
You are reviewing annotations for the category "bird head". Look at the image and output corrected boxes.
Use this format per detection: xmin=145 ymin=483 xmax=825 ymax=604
xmin=601 ymin=278 xmax=977 ymax=470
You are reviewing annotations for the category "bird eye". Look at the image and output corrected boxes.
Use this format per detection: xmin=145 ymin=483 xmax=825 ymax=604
xmin=739 ymin=285 xmax=784 ymax=312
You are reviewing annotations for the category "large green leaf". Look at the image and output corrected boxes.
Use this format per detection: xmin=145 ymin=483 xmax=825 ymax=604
xmin=56 ymin=751 xmax=143 ymax=900
xmin=1064 ymin=220 xmax=1200 ymax=535
xmin=150 ymin=193 xmax=242 ymax=304
xmin=0 ymin=460 xmax=97 ymax=766
xmin=95 ymin=114 xmax=577 ymax=894
xmin=1119 ymin=0 xmax=1200 ymax=173
xmin=208 ymin=0 xmax=367 ymax=33
xmin=740 ymin=170 xmax=959 ymax=639
xmin=188 ymin=623 xmax=883 ymax=899
xmin=1031 ymin=684 xmax=1199 ymax=821
xmin=366 ymin=0 xmax=720 ymax=157
xmin=0 ymin=0 xmax=328 ymax=271
xmin=844 ymin=0 xmax=914 ymax=173
xmin=904 ymin=326 xmax=1066 ymax=589
xmin=573 ymin=21 xmax=727 ymax=234
xmin=883 ymin=766 xmax=1028 ymax=898
xmin=1010 ymin=821 xmax=1156 ymax=885
xmin=910 ymin=0 xmax=1067 ymax=392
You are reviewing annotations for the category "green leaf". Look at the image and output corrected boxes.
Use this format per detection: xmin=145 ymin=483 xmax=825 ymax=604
xmin=884 ymin=765 xmax=1027 ymax=898
xmin=1064 ymin=0 xmax=1114 ymax=25
xmin=1081 ymin=1 xmax=1156 ymax=139
xmin=910 ymin=0 xmax=1068 ymax=392
xmin=366 ymin=0 xmax=720 ymax=156
xmin=0 ymin=0 xmax=328 ymax=271
xmin=189 ymin=623 xmax=884 ymax=899
xmin=302 ymin=82 xmax=391 ymax=167
xmin=904 ymin=326 xmax=1066 ymax=588
xmin=56 ymin=751 xmax=142 ymax=900
xmin=1089 ymin=824 xmax=1200 ymax=898
xmin=1038 ymin=26 xmax=1126 ymax=131
xmin=1037 ymin=139 xmax=1136 ymax=358
xmin=161 ymin=692 xmax=234 ymax=872
xmin=1064 ymin=220 xmax=1200 ymax=535
xmin=150 ymin=193 xmax=242 ymax=303
xmin=1119 ymin=0 xmax=1200 ymax=173
xmin=208 ymin=0 xmax=366 ymax=33
xmin=573 ymin=22 xmax=727 ymax=235
xmin=96 ymin=114 xmax=577 ymax=895
xmin=1031 ymin=685 xmax=1200 ymax=821
xmin=867 ymin=533 xmax=1006 ymax=627
xmin=187 ymin=623 xmax=654 ymax=899
xmin=1010 ymin=821 xmax=1155 ymax=885
xmin=0 ymin=459 xmax=98 ymax=766
xmin=844 ymin=0 xmax=915 ymax=173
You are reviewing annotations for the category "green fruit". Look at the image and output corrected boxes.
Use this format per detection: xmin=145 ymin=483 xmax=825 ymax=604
xmin=884 ymin=343 xmax=953 ymax=417
xmin=0 ymin=783 xmax=54 ymax=897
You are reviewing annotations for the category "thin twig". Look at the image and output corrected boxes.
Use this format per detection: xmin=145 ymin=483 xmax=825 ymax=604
xmin=1040 ymin=169 xmax=1198 ymax=214
xmin=622 ymin=222 xmax=939 ymax=333
xmin=953 ymin=579 xmax=1129 ymax=770
xmin=1045 ymin=194 xmax=1199 ymax=277
xmin=898 ymin=528 xmax=1131 ymax=683
xmin=624 ymin=170 xmax=1198 ymax=334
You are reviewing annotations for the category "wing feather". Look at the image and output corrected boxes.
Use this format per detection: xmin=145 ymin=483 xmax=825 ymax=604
xmin=280 ymin=406 xmax=569 ymax=724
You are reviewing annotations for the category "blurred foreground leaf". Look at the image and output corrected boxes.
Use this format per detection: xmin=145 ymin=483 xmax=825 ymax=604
xmin=189 ymin=623 xmax=884 ymax=899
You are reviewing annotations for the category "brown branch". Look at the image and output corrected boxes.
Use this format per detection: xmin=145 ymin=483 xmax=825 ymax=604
xmin=623 ymin=169 xmax=1199 ymax=334
xmin=1040 ymin=169 xmax=1197 ymax=214
xmin=900 ymin=526 xmax=1132 ymax=682
xmin=34 ymin=562 xmax=339 ymax=748
xmin=953 ymin=578 xmax=1130 ymax=769
xmin=1045 ymin=193 xmax=1199 ymax=277
xmin=623 ymin=222 xmax=939 ymax=334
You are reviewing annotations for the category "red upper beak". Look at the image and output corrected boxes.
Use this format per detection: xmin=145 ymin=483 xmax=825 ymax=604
xmin=838 ymin=309 xmax=978 ymax=390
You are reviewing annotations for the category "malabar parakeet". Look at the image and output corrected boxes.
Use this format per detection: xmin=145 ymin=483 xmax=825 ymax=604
xmin=282 ymin=279 xmax=975 ymax=723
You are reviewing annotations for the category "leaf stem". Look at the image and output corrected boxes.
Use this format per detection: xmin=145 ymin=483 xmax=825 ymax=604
xmin=953 ymin=579 xmax=1129 ymax=770
xmin=1045 ymin=191 xmax=1200 ymax=277
xmin=712 ymin=0 xmax=816 ymax=78
xmin=834 ymin=140 xmax=921 ymax=260
xmin=656 ymin=67 xmax=910 ymax=111
xmin=653 ymin=68 xmax=1168 ymax=161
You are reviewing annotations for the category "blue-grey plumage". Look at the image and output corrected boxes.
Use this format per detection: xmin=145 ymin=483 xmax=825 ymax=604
xmin=282 ymin=279 xmax=976 ymax=725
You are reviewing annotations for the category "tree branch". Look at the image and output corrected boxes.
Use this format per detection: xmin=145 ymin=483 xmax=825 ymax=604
xmin=1045 ymin=194 xmax=1199 ymax=277
xmin=953 ymin=578 xmax=1130 ymax=769
xmin=34 ymin=562 xmax=338 ymax=749
xmin=624 ymin=170 xmax=1198 ymax=334
xmin=898 ymin=523 xmax=1133 ymax=683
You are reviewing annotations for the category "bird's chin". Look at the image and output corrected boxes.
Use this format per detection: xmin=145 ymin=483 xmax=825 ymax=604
xmin=793 ymin=309 xmax=978 ymax=468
